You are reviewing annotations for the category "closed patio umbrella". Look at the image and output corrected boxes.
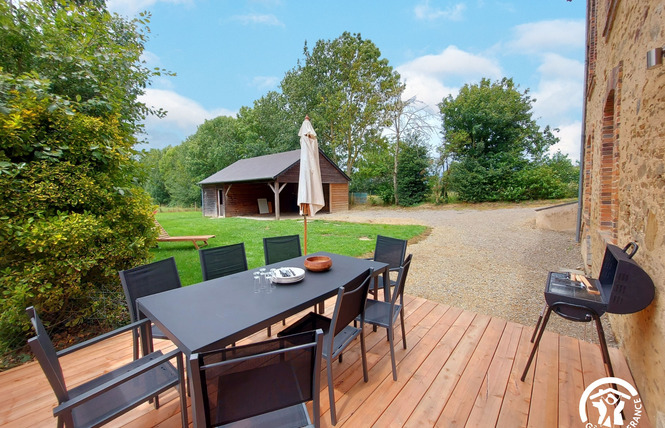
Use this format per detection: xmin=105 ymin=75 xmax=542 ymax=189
xmin=297 ymin=115 xmax=324 ymax=254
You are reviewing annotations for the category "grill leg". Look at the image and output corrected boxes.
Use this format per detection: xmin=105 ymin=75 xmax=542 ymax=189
xmin=530 ymin=304 xmax=548 ymax=343
xmin=592 ymin=313 xmax=615 ymax=378
xmin=521 ymin=306 xmax=553 ymax=382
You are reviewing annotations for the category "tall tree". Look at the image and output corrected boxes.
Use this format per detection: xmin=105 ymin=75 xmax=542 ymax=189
xmin=0 ymin=0 xmax=165 ymax=353
xmin=439 ymin=77 xmax=559 ymax=201
xmin=281 ymin=32 xmax=403 ymax=175
xmin=385 ymin=96 xmax=437 ymax=205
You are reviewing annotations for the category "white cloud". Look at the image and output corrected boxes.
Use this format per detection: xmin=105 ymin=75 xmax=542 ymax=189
xmin=414 ymin=1 xmax=466 ymax=21
xmin=251 ymin=76 xmax=280 ymax=89
xmin=549 ymin=122 xmax=582 ymax=163
xmin=397 ymin=46 xmax=502 ymax=108
xmin=230 ymin=14 xmax=284 ymax=27
xmin=506 ymin=19 xmax=585 ymax=54
xmin=138 ymin=89 xmax=235 ymax=149
xmin=107 ymin=0 xmax=193 ymax=16
xmin=532 ymin=53 xmax=584 ymax=126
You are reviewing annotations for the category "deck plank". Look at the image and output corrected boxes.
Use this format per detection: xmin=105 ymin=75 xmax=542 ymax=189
xmin=0 ymin=297 xmax=652 ymax=428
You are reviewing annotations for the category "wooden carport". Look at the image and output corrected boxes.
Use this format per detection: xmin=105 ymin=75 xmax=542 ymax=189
xmin=199 ymin=149 xmax=350 ymax=220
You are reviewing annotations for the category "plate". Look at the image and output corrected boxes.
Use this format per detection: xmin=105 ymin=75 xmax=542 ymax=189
xmin=272 ymin=267 xmax=305 ymax=284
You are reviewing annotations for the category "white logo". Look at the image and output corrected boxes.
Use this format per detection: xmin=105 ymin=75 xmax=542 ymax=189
xmin=579 ymin=377 xmax=644 ymax=427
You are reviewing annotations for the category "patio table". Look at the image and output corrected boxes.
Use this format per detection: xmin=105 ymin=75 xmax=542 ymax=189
xmin=136 ymin=251 xmax=388 ymax=356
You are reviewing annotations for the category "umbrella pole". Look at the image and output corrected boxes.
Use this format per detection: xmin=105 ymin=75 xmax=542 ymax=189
xmin=304 ymin=215 xmax=308 ymax=255
xmin=301 ymin=203 xmax=310 ymax=255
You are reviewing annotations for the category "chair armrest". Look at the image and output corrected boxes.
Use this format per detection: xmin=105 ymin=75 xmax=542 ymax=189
xmin=57 ymin=319 xmax=152 ymax=357
xmin=53 ymin=349 xmax=182 ymax=416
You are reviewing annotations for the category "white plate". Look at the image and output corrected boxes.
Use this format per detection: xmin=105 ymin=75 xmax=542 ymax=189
xmin=272 ymin=267 xmax=305 ymax=284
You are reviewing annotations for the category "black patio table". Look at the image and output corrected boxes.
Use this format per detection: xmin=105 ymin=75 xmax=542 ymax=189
xmin=136 ymin=251 xmax=388 ymax=356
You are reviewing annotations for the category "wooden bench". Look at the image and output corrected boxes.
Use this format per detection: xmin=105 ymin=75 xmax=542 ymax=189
xmin=154 ymin=219 xmax=215 ymax=250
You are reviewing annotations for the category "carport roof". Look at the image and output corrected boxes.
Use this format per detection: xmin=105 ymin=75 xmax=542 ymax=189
xmin=199 ymin=149 xmax=350 ymax=185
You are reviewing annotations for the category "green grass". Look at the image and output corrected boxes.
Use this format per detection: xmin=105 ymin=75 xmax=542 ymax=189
xmin=152 ymin=211 xmax=428 ymax=286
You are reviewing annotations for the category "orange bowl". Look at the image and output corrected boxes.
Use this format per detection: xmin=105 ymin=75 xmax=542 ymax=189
xmin=304 ymin=256 xmax=332 ymax=272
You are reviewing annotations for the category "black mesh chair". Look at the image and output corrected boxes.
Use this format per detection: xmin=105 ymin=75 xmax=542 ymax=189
xmin=199 ymin=242 xmax=248 ymax=281
xmin=119 ymin=257 xmax=182 ymax=360
xmin=264 ymin=235 xmax=303 ymax=334
xmin=369 ymin=235 xmax=407 ymax=300
xmin=26 ymin=306 xmax=188 ymax=428
xmin=190 ymin=330 xmax=323 ymax=428
xmin=359 ymin=254 xmax=412 ymax=381
xmin=278 ymin=269 xmax=373 ymax=425
xmin=263 ymin=234 xmax=302 ymax=264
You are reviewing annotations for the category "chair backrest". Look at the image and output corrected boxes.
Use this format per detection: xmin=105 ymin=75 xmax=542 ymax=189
xmin=119 ymin=257 xmax=182 ymax=323
xmin=199 ymin=243 xmax=248 ymax=281
xmin=263 ymin=235 xmax=302 ymax=265
xmin=391 ymin=254 xmax=413 ymax=306
xmin=330 ymin=269 xmax=373 ymax=338
xmin=373 ymin=235 xmax=407 ymax=270
xmin=190 ymin=330 xmax=323 ymax=428
xmin=26 ymin=307 xmax=69 ymax=404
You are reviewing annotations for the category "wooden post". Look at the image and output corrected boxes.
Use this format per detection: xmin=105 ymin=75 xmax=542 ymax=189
xmin=268 ymin=182 xmax=287 ymax=220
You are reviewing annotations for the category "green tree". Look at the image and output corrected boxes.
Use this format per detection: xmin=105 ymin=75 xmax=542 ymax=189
xmin=140 ymin=148 xmax=170 ymax=205
xmin=0 ymin=1 xmax=163 ymax=356
xmin=396 ymin=138 xmax=431 ymax=206
xmin=281 ymin=32 xmax=404 ymax=175
xmin=439 ymin=77 xmax=559 ymax=201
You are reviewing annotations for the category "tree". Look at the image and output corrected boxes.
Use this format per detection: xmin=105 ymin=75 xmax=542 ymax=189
xmin=396 ymin=137 xmax=431 ymax=206
xmin=439 ymin=78 xmax=560 ymax=201
xmin=0 ymin=1 xmax=163 ymax=355
xmin=281 ymin=32 xmax=404 ymax=175
xmin=385 ymin=96 xmax=437 ymax=205
xmin=140 ymin=149 xmax=170 ymax=205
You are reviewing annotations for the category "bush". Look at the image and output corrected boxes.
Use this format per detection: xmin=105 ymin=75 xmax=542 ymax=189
xmin=0 ymin=74 xmax=156 ymax=355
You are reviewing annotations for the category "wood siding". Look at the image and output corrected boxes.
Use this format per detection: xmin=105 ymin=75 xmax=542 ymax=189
xmin=329 ymin=182 xmax=349 ymax=213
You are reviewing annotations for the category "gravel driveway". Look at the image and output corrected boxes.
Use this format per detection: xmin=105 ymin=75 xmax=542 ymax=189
xmin=325 ymin=204 xmax=615 ymax=344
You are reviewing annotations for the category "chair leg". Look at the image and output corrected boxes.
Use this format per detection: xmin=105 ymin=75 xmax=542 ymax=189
xmin=400 ymin=310 xmax=407 ymax=349
xmin=327 ymin=359 xmax=337 ymax=425
xmin=177 ymin=352 xmax=188 ymax=427
xmin=521 ymin=306 xmax=553 ymax=382
xmin=132 ymin=329 xmax=139 ymax=361
xmin=530 ymin=303 xmax=547 ymax=343
xmin=388 ymin=324 xmax=397 ymax=381
xmin=360 ymin=331 xmax=369 ymax=383
xmin=267 ymin=325 xmax=272 ymax=337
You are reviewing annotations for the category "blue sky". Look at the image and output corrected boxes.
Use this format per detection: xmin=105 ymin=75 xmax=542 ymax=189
xmin=107 ymin=0 xmax=586 ymax=162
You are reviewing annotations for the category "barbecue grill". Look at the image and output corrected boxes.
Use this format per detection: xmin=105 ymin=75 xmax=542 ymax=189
xmin=521 ymin=242 xmax=655 ymax=381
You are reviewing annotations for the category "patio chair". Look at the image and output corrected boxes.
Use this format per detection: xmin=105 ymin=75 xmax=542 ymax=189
xmin=263 ymin=234 xmax=302 ymax=264
xmin=368 ymin=235 xmax=407 ymax=301
xmin=277 ymin=268 xmax=373 ymax=425
xmin=189 ymin=330 xmax=323 ymax=428
xmin=26 ymin=306 xmax=188 ymax=428
xmin=358 ymin=254 xmax=412 ymax=381
xmin=199 ymin=242 xmax=248 ymax=281
xmin=119 ymin=257 xmax=182 ymax=360
xmin=263 ymin=235 xmax=303 ymax=335
xmin=154 ymin=217 xmax=215 ymax=250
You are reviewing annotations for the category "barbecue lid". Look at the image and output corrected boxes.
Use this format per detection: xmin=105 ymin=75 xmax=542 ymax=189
xmin=600 ymin=243 xmax=655 ymax=314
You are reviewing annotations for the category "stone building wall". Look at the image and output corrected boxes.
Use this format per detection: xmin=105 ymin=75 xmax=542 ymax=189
xmin=581 ymin=0 xmax=665 ymax=423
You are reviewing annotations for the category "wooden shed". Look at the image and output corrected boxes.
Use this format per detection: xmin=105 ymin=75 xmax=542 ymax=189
xmin=199 ymin=149 xmax=350 ymax=219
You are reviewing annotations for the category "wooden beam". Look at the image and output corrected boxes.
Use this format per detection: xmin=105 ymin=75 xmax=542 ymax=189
xmin=267 ymin=182 xmax=287 ymax=220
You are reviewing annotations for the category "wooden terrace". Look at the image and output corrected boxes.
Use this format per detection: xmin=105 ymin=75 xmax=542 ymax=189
xmin=0 ymin=295 xmax=651 ymax=427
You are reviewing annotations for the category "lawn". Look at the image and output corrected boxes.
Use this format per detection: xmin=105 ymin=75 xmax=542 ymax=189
xmin=152 ymin=211 xmax=428 ymax=286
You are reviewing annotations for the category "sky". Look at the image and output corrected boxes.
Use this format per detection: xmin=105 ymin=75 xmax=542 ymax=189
xmin=107 ymin=0 xmax=587 ymax=163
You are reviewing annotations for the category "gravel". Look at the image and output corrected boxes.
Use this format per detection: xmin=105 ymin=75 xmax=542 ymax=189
xmin=324 ymin=204 xmax=616 ymax=345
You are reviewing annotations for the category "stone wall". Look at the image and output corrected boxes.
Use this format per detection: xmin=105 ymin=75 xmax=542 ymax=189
xmin=581 ymin=0 xmax=665 ymax=423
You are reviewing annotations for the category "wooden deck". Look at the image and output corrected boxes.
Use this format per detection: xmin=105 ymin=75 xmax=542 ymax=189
xmin=0 ymin=295 xmax=652 ymax=427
